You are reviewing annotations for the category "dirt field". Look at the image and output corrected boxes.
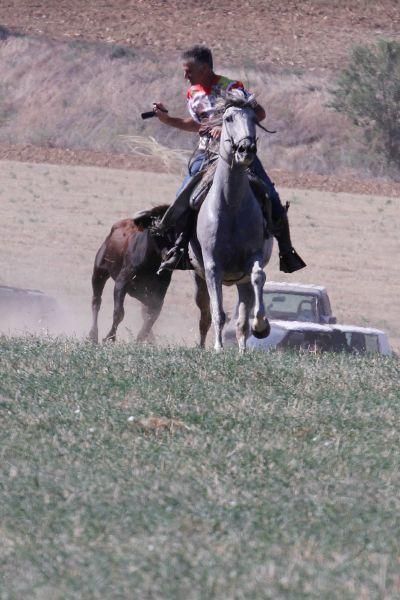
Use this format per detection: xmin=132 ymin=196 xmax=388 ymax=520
xmin=1 ymin=160 xmax=399 ymax=351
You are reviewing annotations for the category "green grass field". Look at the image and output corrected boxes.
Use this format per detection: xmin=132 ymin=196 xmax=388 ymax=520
xmin=1 ymin=336 xmax=399 ymax=599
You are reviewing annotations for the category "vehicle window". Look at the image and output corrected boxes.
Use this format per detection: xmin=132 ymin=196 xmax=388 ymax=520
xmin=279 ymin=331 xmax=305 ymax=349
xmin=280 ymin=331 xmax=339 ymax=353
xmin=342 ymin=331 xmax=378 ymax=353
xmin=332 ymin=330 xmax=349 ymax=352
xmin=343 ymin=332 xmax=359 ymax=352
xmin=264 ymin=292 xmax=318 ymax=322
xmin=365 ymin=334 xmax=379 ymax=353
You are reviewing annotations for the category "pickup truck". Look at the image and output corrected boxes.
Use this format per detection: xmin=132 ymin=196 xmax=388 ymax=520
xmin=224 ymin=281 xmax=336 ymax=344
xmin=263 ymin=282 xmax=337 ymax=325
xmin=225 ymin=282 xmax=392 ymax=355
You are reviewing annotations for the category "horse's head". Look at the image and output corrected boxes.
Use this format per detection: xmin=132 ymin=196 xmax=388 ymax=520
xmin=220 ymin=91 xmax=258 ymax=167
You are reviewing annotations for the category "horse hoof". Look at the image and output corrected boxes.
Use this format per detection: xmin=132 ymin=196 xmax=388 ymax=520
xmin=251 ymin=319 xmax=270 ymax=339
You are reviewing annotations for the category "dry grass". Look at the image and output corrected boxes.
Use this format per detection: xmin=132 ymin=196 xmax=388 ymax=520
xmin=122 ymin=134 xmax=191 ymax=170
xmin=0 ymin=160 xmax=399 ymax=351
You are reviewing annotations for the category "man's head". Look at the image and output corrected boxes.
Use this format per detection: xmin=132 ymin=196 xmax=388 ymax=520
xmin=181 ymin=45 xmax=214 ymax=86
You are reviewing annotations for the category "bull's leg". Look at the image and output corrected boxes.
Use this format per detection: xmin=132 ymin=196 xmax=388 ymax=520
xmin=194 ymin=273 xmax=211 ymax=348
xmin=236 ymin=282 xmax=254 ymax=353
xmin=88 ymin=266 xmax=110 ymax=344
xmin=103 ymin=274 xmax=128 ymax=342
xmin=136 ymin=274 xmax=171 ymax=342
xmin=204 ymin=262 xmax=225 ymax=352
xmin=250 ymin=260 xmax=270 ymax=339
xmin=136 ymin=301 xmax=162 ymax=343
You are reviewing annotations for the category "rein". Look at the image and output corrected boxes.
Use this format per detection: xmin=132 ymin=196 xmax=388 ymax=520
xmin=256 ymin=121 xmax=276 ymax=135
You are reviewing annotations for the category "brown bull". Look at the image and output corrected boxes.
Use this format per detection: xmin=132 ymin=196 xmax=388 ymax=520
xmin=88 ymin=205 xmax=171 ymax=343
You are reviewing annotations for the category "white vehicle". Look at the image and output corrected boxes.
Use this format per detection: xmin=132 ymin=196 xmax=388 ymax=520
xmin=224 ymin=281 xmax=392 ymax=355
xmin=332 ymin=324 xmax=392 ymax=356
xmin=245 ymin=321 xmax=392 ymax=355
xmin=224 ymin=319 xmax=392 ymax=355
xmin=246 ymin=320 xmax=347 ymax=353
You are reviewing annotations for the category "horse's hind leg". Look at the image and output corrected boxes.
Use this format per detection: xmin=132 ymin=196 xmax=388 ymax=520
xmin=250 ymin=260 xmax=270 ymax=339
xmin=88 ymin=266 xmax=110 ymax=343
xmin=194 ymin=273 xmax=211 ymax=348
xmin=104 ymin=274 xmax=128 ymax=343
xmin=236 ymin=282 xmax=254 ymax=353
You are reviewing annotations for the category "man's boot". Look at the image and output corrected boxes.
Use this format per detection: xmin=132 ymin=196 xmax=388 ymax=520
xmin=273 ymin=204 xmax=306 ymax=273
xmin=157 ymin=209 xmax=197 ymax=275
xmin=157 ymin=231 xmax=188 ymax=274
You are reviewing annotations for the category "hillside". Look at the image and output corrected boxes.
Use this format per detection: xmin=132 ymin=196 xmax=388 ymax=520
xmin=0 ymin=1 xmax=400 ymax=184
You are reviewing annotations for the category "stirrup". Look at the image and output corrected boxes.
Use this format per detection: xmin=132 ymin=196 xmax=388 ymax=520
xmin=157 ymin=248 xmax=185 ymax=274
xmin=279 ymin=248 xmax=306 ymax=273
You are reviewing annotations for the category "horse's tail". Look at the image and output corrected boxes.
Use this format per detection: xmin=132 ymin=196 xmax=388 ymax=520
xmin=132 ymin=204 xmax=170 ymax=229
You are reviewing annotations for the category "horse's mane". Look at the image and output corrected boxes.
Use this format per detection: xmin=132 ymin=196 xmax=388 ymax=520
xmin=205 ymin=90 xmax=256 ymax=128
xmin=224 ymin=89 xmax=256 ymax=109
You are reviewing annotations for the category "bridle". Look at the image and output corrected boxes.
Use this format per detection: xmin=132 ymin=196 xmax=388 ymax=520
xmin=221 ymin=109 xmax=258 ymax=167
xmin=205 ymin=104 xmax=277 ymax=167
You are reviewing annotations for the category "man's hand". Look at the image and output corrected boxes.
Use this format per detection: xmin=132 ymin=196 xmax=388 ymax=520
xmin=152 ymin=103 xmax=201 ymax=132
xmin=199 ymin=124 xmax=222 ymax=139
xmin=210 ymin=126 xmax=222 ymax=139
xmin=153 ymin=102 xmax=169 ymax=124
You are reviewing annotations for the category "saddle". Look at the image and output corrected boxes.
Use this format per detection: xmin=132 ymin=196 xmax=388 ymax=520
xmin=188 ymin=161 xmax=272 ymax=236
xmin=158 ymin=163 xmax=271 ymax=235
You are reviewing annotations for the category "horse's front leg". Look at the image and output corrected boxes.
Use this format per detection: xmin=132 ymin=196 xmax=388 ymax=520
xmin=204 ymin=262 xmax=225 ymax=351
xmin=236 ymin=282 xmax=254 ymax=353
xmin=250 ymin=260 xmax=270 ymax=339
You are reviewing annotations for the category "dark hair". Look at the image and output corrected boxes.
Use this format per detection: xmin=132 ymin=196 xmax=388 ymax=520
xmin=181 ymin=45 xmax=213 ymax=69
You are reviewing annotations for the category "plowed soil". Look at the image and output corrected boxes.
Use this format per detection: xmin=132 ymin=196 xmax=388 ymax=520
xmin=2 ymin=1 xmax=400 ymax=71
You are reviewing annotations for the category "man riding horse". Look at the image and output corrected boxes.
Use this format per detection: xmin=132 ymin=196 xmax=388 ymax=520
xmin=153 ymin=45 xmax=306 ymax=274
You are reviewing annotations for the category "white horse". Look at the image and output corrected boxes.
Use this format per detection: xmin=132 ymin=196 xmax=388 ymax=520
xmin=189 ymin=93 xmax=273 ymax=352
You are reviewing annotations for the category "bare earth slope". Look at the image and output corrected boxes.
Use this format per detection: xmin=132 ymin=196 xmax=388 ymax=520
xmin=1 ymin=1 xmax=400 ymax=193
xmin=1 ymin=1 xmax=400 ymax=72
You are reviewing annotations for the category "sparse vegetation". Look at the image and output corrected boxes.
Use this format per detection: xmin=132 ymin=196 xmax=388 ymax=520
xmin=0 ymin=31 xmax=392 ymax=179
xmin=109 ymin=44 xmax=136 ymax=61
xmin=1 ymin=336 xmax=399 ymax=598
xmin=331 ymin=40 xmax=400 ymax=172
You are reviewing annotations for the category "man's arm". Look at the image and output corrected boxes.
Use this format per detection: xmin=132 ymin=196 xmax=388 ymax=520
xmin=153 ymin=102 xmax=200 ymax=132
